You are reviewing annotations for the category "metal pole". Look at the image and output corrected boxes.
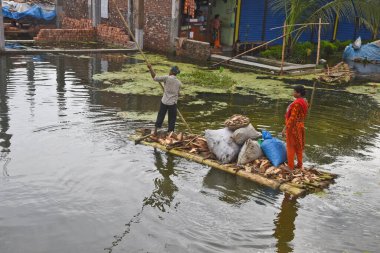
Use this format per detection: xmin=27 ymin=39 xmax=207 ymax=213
xmin=0 ymin=0 xmax=5 ymax=51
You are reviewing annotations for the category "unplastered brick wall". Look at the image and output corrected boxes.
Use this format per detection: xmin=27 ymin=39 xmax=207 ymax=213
xmin=97 ymin=24 xmax=134 ymax=48
xmin=144 ymin=0 xmax=172 ymax=52
xmin=62 ymin=17 xmax=92 ymax=30
xmin=175 ymin=38 xmax=211 ymax=61
xmin=101 ymin=0 xmax=128 ymax=29
xmin=63 ymin=0 xmax=89 ymax=19
xmin=34 ymin=29 xmax=96 ymax=43
xmin=35 ymin=17 xmax=134 ymax=48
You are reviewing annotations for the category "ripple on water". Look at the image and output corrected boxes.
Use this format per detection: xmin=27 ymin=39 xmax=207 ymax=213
xmin=1 ymin=54 xmax=380 ymax=253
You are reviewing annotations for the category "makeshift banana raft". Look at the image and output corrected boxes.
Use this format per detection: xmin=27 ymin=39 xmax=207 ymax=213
xmin=131 ymin=116 xmax=337 ymax=197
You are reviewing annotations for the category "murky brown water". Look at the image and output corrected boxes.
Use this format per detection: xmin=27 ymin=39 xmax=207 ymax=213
xmin=0 ymin=54 xmax=379 ymax=253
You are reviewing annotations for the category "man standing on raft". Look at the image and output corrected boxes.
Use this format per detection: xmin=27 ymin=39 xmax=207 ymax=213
xmin=283 ymin=85 xmax=309 ymax=170
xmin=148 ymin=64 xmax=182 ymax=135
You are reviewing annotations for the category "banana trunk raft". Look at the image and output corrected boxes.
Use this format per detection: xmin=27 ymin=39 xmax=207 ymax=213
xmin=131 ymin=129 xmax=337 ymax=197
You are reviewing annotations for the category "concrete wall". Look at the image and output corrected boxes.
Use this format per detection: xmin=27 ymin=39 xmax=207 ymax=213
xmin=175 ymin=38 xmax=211 ymax=61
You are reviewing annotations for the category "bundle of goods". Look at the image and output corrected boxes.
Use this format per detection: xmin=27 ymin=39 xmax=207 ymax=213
xmin=224 ymin=114 xmax=250 ymax=130
xmin=317 ymin=62 xmax=354 ymax=84
xmin=133 ymin=115 xmax=337 ymax=195
xmin=207 ymin=115 xmax=262 ymax=164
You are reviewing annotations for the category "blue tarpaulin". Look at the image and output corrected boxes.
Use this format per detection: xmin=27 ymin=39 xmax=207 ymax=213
xmin=343 ymin=41 xmax=380 ymax=63
xmin=2 ymin=3 xmax=56 ymax=21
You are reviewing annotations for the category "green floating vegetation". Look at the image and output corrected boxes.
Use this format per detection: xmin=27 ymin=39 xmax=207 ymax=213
xmin=116 ymin=111 xmax=157 ymax=121
xmin=346 ymin=83 xmax=380 ymax=104
xmin=93 ymin=53 xmax=295 ymax=100
xmin=93 ymin=53 xmax=380 ymax=104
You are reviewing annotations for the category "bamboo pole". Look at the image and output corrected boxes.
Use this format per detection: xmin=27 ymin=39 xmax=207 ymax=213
xmin=308 ymin=81 xmax=317 ymax=113
xmin=316 ymin=18 xmax=322 ymax=67
xmin=211 ymin=25 xmax=307 ymax=68
xmin=110 ymin=0 xmax=193 ymax=133
xmin=270 ymin=22 xmax=329 ymax=30
xmin=280 ymin=21 xmax=287 ymax=75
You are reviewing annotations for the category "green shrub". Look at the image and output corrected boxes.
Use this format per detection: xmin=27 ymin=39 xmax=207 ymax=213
xmin=291 ymin=42 xmax=315 ymax=63
xmin=321 ymin=40 xmax=338 ymax=56
xmin=260 ymin=45 xmax=283 ymax=59
xmin=259 ymin=40 xmax=352 ymax=64
xmin=334 ymin=40 xmax=352 ymax=50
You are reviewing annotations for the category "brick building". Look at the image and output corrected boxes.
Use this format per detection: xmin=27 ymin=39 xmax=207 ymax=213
xmin=51 ymin=0 xmax=377 ymax=61
xmin=58 ymin=0 xmax=179 ymax=53
xmin=56 ymin=0 xmax=209 ymax=57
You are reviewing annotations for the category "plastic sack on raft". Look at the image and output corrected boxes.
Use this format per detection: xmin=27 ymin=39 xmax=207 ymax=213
xmin=261 ymin=130 xmax=287 ymax=167
xmin=262 ymin=130 xmax=273 ymax=140
xmin=232 ymin=124 xmax=262 ymax=145
xmin=237 ymin=139 xmax=263 ymax=165
xmin=205 ymin=128 xmax=240 ymax=164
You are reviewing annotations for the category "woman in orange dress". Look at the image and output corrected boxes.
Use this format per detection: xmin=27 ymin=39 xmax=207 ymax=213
xmin=283 ymin=86 xmax=308 ymax=170
xmin=212 ymin=14 xmax=221 ymax=48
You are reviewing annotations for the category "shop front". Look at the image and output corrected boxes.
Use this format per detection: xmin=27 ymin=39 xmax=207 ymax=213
xmin=179 ymin=0 xmax=237 ymax=49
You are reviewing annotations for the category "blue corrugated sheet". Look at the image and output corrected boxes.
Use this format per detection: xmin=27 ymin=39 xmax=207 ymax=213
xmin=264 ymin=5 xmax=284 ymax=45
xmin=332 ymin=17 xmax=354 ymax=41
xmin=237 ymin=1 xmax=377 ymax=44
xmin=239 ymin=0 xmax=265 ymax=42
xmin=357 ymin=25 xmax=373 ymax=41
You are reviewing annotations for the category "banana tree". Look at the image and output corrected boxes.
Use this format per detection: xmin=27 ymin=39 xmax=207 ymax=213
xmin=354 ymin=0 xmax=380 ymax=40
xmin=270 ymin=0 xmax=359 ymax=51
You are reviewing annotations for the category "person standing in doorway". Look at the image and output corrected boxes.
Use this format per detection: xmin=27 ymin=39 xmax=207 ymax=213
xmin=212 ymin=14 xmax=221 ymax=48
xmin=282 ymin=85 xmax=309 ymax=170
xmin=148 ymin=65 xmax=182 ymax=135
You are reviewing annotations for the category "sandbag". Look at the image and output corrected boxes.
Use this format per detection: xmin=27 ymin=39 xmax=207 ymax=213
xmin=237 ymin=139 xmax=263 ymax=165
xmin=232 ymin=124 xmax=261 ymax=145
xmin=205 ymin=128 xmax=240 ymax=164
xmin=261 ymin=137 xmax=287 ymax=167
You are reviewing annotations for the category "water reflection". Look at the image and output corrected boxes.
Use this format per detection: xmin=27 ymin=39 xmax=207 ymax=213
xmin=105 ymin=149 xmax=179 ymax=252
xmin=202 ymin=169 xmax=278 ymax=206
xmin=56 ymin=56 xmax=67 ymax=115
xmin=0 ymin=57 xmax=12 ymax=176
xmin=273 ymin=194 xmax=299 ymax=253
xmin=143 ymin=150 xmax=179 ymax=212
xmin=26 ymin=59 xmax=36 ymax=116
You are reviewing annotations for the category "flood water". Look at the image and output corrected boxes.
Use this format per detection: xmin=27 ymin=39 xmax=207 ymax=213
xmin=0 ymin=54 xmax=379 ymax=253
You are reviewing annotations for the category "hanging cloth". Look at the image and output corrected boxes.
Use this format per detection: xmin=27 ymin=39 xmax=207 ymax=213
xmin=183 ymin=0 xmax=195 ymax=18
